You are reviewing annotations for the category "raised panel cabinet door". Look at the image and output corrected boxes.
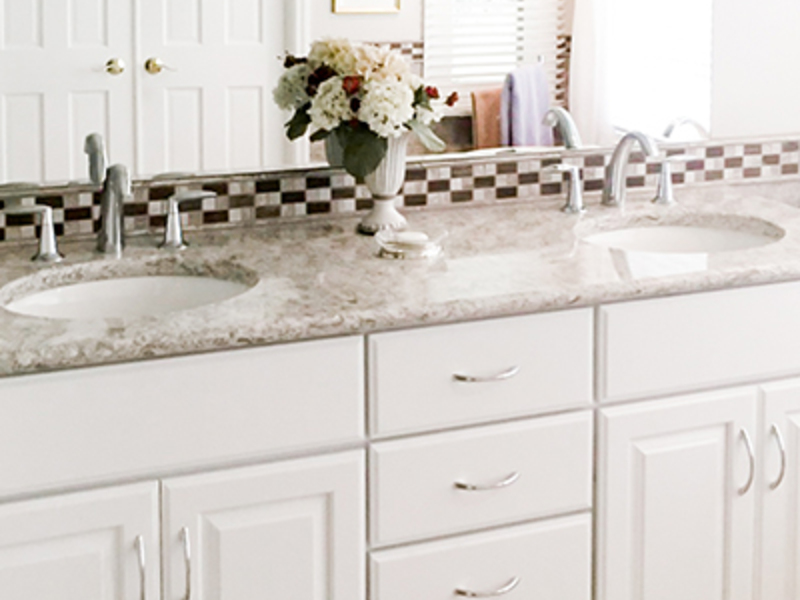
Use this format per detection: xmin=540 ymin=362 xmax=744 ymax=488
xmin=760 ymin=379 xmax=800 ymax=600
xmin=597 ymin=387 xmax=758 ymax=600
xmin=162 ymin=451 xmax=365 ymax=600
xmin=0 ymin=482 xmax=159 ymax=600
xmin=0 ymin=0 xmax=134 ymax=182
xmin=137 ymin=0 xmax=289 ymax=176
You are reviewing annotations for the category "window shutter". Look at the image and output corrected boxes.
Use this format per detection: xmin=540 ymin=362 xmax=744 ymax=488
xmin=423 ymin=0 xmax=568 ymax=108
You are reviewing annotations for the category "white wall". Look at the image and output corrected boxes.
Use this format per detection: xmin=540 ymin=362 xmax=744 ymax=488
xmin=309 ymin=0 xmax=422 ymax=43
xmin=712 ymin=0 xmax=800 ymax=138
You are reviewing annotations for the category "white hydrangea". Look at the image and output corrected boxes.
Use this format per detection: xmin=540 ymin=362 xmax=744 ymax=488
xmin=308 ymin=38 xmax=358 ymax=74
xmin=414 ymin=104 xmax=444 ymax=127
xmin=272 ymin=63 xmax=311 ymax=111
xmin=308 ymin=77 xmax=352 ymax=132
xmin=359 ymin=79 xmax=415 ymax=138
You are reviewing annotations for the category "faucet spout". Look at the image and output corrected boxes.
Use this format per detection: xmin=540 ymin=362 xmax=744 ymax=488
xmin=602 ymin=131 xmax=659 ymax=208
xmin=542 ymin=107 xmax=583 ymax=149
xmin=97 ymin=164 xmax=130 ymax=257
xmin=83 ymin=133 xmax=107 ymax=187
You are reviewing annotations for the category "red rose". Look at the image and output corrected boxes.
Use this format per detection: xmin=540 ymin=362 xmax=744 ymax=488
xmin=445 ymin=91 xmax=459 ymax=107
xmin=425 ymin=86 xmax=440 ymax=99
xmin=342 ymin=76 xmax=362 ymax=95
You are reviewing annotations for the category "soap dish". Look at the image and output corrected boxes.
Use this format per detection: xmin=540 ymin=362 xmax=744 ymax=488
xmin=375 ymin=229 xmax=446 ymax=260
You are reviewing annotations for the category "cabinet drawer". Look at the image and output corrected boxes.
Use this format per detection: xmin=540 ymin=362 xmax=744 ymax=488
xmin=599 ymin=281 xmax=800 ymax=401
xmin=0 ymin=337 xmax=364 ymax=497
xmin=370 ymin=412 xmax=593 ymax=546
xmin=370 ymin=514 xmax=591 ymax=600
xmin=368 ymin=310 xmax=593 ymax=436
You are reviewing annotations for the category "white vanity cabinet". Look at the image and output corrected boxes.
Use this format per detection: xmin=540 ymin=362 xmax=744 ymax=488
xmin=597 ymin=387 xmax=758 ymax=600
xmin=759 ymin=380 xmax=800 ymax=600
xmin=0 ymin=482 xmax=159 ymax=600
xmin=162 ymin=452 xmax=365 ymax=600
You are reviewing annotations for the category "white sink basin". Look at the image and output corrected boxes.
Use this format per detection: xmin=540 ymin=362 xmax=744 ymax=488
xmin=4 ymin=275 xmax=251 ymax=320
xmin=583 ymin=225 xmax=779 ymax=254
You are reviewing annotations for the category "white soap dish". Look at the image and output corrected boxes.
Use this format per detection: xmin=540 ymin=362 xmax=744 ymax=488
xmin=375 ymin=229 xmax=446 ymax=260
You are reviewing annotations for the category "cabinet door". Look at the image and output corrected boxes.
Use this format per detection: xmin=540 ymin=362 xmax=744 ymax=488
xmin=0 ymin=482 xmax=159 ymax=600
xmin=761 ymin=379 xmax=800 ymax=600
xmin=137 ymin=0 xmax=289 ymax=175
xmin=0 ymin=0 xmax=134 ymax=182
xmin=597 ymin=388 xmax=758 ymax=600
xmin=162 ymin=451 xmax=365 ymax=600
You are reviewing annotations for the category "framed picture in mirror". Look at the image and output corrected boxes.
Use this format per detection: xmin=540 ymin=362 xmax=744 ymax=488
xmin=332 ymin=0 xmax=400 ymax=13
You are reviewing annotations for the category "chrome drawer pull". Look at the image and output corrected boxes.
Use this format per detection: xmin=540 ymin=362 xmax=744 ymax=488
xmin=181 ymin=527 xmax=192 ymax=600
xmin=455 ymin=576 xmax=521 ymax=597
xmin=770 ymin=424 xmax=787 ymax=490
xmin=455 ymin=471 xmax=520 ymax=492
xmin=134 ymin=535 xmax=146 ymax=600
xmin=738 ymin=428 xmax=755 ymax=496
xmin=453 ymin=366 xmax=520 ymax=383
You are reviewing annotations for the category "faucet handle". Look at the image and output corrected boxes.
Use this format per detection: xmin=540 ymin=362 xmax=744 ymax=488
xmin=544 ymin=164 xmax=585 ymax=214
xmin=159 ymin=190 xmax=216 ymax=250
xmin=84 ymin=133 xmax=107 ymax=187
xmin=4 ymin=202 xmax=63 ymax=263
xmin=651 ymin=154 xmax=690 ymax=206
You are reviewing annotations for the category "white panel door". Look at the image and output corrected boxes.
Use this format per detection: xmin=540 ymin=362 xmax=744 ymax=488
xmin=0 ymin=482 xmax=159 ymax=600
xmin=597 ymin=387 xmax=758 ymax=600
xmin=162 ymin=451 xmax=365 ymax=600
xmin=138 ymin=0 xmax=287 ymax=176
xmin=761 ymin=379 xmax=800 ymax=600
xmin=0 ymin=0 xmax=134 ymax=182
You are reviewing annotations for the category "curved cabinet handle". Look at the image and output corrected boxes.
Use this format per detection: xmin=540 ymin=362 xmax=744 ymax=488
xmin=453 ymin=366 xmax=520 ymax=384
xmin=738 ymin=428 xmax=755 ymax=496
xmin=770 ymin=424 xmax=787 ymax=491
xmin=134 ymin=535 xmax=146 ymax=600
xmin=181 ymin=527 xmax=192 ymax=600
xmin=455 ymin=471 xmax=520 ymax=492
xmin=455 ymin=576 xmax=521 ymax=598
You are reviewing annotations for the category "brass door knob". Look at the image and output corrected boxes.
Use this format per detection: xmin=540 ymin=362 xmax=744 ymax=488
xmin=144 ymin=57 xmax=174 ymax=75
xmin=104 ymin=58 xmax=125 ymax=75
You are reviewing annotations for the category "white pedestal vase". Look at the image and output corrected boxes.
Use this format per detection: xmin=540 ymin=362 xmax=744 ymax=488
xmin=358 ymin=133 xmax=409 ymax=235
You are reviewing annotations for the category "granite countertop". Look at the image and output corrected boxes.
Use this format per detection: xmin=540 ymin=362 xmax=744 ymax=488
xmin=2 ymin=179 xmax=800 ymax=376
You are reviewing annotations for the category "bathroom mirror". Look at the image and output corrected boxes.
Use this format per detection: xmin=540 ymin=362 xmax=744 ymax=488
xmin=0 ymin=0 xmax=798 ymax=184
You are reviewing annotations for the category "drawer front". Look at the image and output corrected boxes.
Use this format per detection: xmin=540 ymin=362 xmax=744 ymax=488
xmin=370 ymin=412 xmax=592 ymax=546
xmin=370 ymin=514 xmax=591 ymax=600
xmin=0 ymin=336 xmax=364 ymax=497
xmin=599 ymin=281 xmax=800 ymax=401
xmin=369 ymin=309 xmax=593 ymax=436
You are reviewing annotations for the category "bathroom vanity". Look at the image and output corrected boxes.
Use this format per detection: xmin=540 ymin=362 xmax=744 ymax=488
xmin=0 ymin=180 xmax=800 ymax=600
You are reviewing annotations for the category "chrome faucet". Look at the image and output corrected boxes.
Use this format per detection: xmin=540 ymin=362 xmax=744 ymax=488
xmin=83 ymin=133 xmax=107 ymax=187
xmin=96 ymin=164 xmax=130 ymax=257
xmin=663 ymin=117 xmax=709 ymax=141
xmin=159 ymin=190 xmax=216 ymax=250
xmin=0 ymin=184 xmax=63 ymax=263
xmin=602 ymin=131 xmax=660 ymax=208
xmin=542 ymin=107 xmax=583 ymax=149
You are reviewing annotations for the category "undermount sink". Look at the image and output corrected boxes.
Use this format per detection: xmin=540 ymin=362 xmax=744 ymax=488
xmin=582 ymin=215 xmax=785 ymax=254
xmin=0 ymin=261 xmax=258 ymax=320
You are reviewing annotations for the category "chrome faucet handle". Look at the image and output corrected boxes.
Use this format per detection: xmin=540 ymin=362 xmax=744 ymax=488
xmin=651 ymin=154 xmax=691 ymax=206
xmin=544 ymin=164 xmax=585 ymax=214
xmin=3 ymin=202 xmax=63 ymax=263
xmin=159 ymin=190 xmax=216 ymax=250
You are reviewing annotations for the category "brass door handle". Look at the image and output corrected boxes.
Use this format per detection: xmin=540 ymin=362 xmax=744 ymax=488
xmin=144 ymin=57 xmax=175 ymax=75
xmin=104 ymin=58 xmax=125 ymax=75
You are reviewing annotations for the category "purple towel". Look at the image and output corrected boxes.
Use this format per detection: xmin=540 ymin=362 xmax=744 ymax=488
xmin=500 ymin=64 xmax=554 ymax=147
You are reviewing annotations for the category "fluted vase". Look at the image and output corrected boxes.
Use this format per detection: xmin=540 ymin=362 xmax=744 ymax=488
xmin=358 ymin=133 xmax=409 ymax=235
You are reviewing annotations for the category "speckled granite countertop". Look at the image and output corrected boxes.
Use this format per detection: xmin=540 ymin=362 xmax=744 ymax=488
xmin=2 ymin=179 xmax=800 ymax=376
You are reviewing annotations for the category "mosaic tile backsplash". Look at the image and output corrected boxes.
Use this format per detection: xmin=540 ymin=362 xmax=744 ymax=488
xmin=0 ymin=137 xmax=798 ymax=244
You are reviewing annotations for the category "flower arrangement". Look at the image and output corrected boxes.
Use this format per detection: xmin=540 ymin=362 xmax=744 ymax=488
xmin=273 ymin=39 xmax=458 ymax=178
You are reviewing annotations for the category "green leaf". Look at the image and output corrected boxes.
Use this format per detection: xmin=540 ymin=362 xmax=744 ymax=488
xmin=285 ymin=103 xmax=311 ymax=140
xmin=340 ymin=125 xmax=387 ymax=179
xmin=309 ymin=129 xmax=330 ymax=142
xmin=413 ymin=86 xmax=432 ymax=111
xmin=408 ymin=119 xmax=446 ymax=152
